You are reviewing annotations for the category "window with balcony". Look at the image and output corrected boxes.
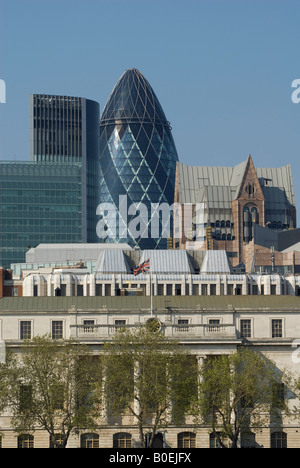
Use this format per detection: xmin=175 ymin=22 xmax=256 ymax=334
xmin=176 ymin=319 xmax=189 ymax=332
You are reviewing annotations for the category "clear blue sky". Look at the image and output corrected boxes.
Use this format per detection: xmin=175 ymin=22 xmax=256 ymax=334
xmin=0 ymin=0 xmax=299 ymax=212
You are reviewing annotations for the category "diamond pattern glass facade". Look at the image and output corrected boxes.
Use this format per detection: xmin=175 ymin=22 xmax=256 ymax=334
xmin=99 ymin=69 xmax=179 ymax=249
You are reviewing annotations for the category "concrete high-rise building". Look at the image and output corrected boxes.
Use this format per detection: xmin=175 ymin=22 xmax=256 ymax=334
xmin=29 ymin=94 xmax=101 ymax=243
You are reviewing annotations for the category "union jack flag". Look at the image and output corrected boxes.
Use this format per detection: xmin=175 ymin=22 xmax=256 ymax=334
xmin=133 ymin=258 xmax=150 ymax=276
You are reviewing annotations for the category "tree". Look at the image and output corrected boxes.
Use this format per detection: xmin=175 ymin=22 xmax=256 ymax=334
xmin=7 ymin=335 xmax=102 ymax=448
xmin=103 ymin=325 xmax=197 ymax=448
xmin=197 ymin=347 xmax=284 ymax=448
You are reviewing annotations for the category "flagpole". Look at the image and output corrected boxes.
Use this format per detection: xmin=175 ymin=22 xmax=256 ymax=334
xmin=150 ymin=271 xmax=153 ymax=316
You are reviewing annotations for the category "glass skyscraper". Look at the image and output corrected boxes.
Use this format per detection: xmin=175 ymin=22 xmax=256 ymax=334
xmin=0 ymin=161 xmax=83 ymax=268
xmin=0 ymin=95 xmax=101 ymax=268
xmin=29 ymin=94 xmax=100 ymax=242
xmin=99 ymin=68 xmax=179 ymax=249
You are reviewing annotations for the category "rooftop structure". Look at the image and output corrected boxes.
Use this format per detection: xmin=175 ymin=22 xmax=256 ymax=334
xmin=175 ymin=155 xmax=297 ymax=268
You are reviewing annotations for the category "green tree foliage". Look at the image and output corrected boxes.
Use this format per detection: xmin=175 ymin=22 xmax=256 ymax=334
xmin=6 ymin=335 xmax=102 ymax=448
xmin=103 ymin=326 xmax=197 ymax=448
xmin=197 ymin=348 xmax=284 ymax=448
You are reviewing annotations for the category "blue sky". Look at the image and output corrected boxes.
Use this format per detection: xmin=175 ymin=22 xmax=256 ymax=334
xmin=0 ymin=0 xmax=299 ymax=208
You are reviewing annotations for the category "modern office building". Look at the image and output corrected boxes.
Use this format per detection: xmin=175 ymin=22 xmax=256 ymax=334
xmin=0 ymin=161 xmax=83 ymax=268
xmin=99 ymin=68 xmax=179 ymax=249
xmin=0 ymin=95 xmax=101 ymax=268
xmin=29 ymin=94 xmax=101 ymax=243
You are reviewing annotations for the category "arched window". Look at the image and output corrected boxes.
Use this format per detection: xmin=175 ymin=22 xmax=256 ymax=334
xmin=243 ymin=205 xmax=259 ymax=244
xmin=177 ymin=432 xmax=196 ymax=448
xmin=271 ymin=432 xmax=287 ymax=449
xmin=81 ymin=433 xmax=100 ymax=449
xmin=18 ymin=434 xmax=34 ymax=449
xmin=251 ymin=206 xmax=259 ymax=224
xmin=245 ymin=183 xmax=255 ymax=196
xmin=113 ymin=432 xmax=132 ymax=449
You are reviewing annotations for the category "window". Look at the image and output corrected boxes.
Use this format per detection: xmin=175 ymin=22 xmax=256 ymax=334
xmin=210 ymin=432 xmax=229 ymax=449
xmin=177 ymin=432 xmax=196 ymax=448
xmin=96 ymin=284 xmax=102 ymax=296
xmin=52 ymin=321 xmax=63 ymax=339
xmin=208 ymin=319 xmax=220 ymax=332
xmin=271 ymin=432 xmax=287 ymax=449
xmin=113 ymin=433 xmax=132 ymax=449
xmin=20 ymin=321 xmax=32 ymax=340
xmin=49 ymin=434 xmax=64 ymax=448
xmin=272 ymin=383 xmax=285 ymax=408
xmin=176 ymin=319 xmax=189 ymax=332
xmin=272 ymin=320 xmax=283 ymax=338
xmin=240 ymin=320 xmax=251 ymax=338
xmin=83 ymin=320 xmax=95 ymax=333
xmin=18 ymin=434 xmax=34 ymax=449
xmin=81 ymin=433 xmax=100 ymax=449
xmin=114 ymin=320 xmax=126 ymax=332
xmin=271 ymin=285 xmax=277 ymax=295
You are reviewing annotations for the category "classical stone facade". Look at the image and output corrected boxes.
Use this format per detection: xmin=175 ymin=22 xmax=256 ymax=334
xmin=0 ymin=296 xmax=300 ymax=448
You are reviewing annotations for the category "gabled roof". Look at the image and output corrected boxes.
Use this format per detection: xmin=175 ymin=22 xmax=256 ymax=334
xmin=176 ymin=156 xmax=295 ymax=207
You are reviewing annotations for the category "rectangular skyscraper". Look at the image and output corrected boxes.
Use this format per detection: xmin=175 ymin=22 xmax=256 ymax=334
xmin=0 ymin=161 xmax=83 ymax=268
xmin=29 ymin=95 xmax=101 ymax=243
xmin=0 ymin=94 xmax=101 ymax=269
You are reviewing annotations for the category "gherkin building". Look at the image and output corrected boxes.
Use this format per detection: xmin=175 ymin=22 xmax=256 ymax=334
xmin=99 ymin=68 xmax=179 ymax=249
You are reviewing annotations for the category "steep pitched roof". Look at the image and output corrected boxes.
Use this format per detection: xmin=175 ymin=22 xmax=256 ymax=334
xmin=176 ymin=157 xmax=295 ymax=208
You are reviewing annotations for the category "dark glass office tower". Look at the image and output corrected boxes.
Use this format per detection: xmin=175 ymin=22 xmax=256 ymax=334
xmin=29 ymin=95 xmax=100 ymax=242
xmin=99 ymin=69 xmax=179 ymax=249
